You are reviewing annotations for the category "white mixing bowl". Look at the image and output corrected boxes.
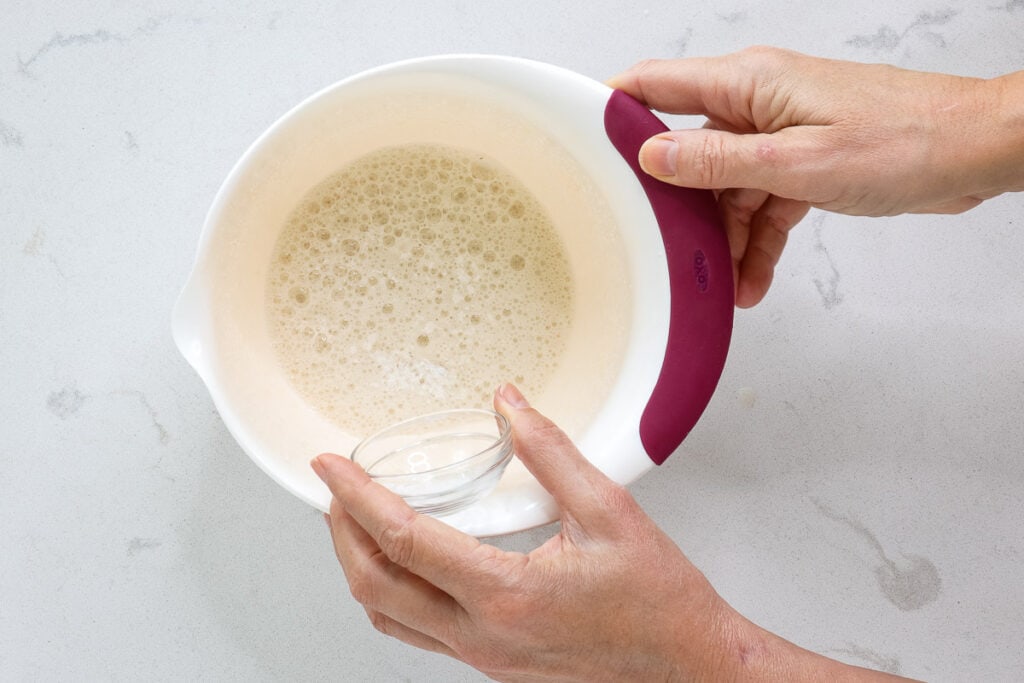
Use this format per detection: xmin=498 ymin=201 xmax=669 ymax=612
xmin=172 ymin=55 xmax=733 ymax=536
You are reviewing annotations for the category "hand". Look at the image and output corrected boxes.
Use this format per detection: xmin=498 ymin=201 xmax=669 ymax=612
xmin=312 ymin=384 xmax=911 ymax=681
xmin=609 ymin=47 xmax=1024 ymax=307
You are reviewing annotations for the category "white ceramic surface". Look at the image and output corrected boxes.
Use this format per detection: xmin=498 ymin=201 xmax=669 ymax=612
xmin=2 ymin=2 xmax=1022 ymax=681
xmin=172 ymin=55 xmax=672 ymax=536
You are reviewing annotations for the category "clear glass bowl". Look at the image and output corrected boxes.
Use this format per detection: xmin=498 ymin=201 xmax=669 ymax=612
xmin=350 ymin=408 xmax=514 ymax=516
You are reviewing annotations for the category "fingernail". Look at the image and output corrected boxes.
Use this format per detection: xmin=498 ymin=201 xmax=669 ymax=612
xmin=640 ymin=136 xmax=678 ymax=177
xmin=498 ymin=382 xmax=530 ymax=409
xmin=310 ymin=455 xmax=328 ymax=482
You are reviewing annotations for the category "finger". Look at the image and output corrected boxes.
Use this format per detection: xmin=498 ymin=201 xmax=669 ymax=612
xmin=607 ymin=56 xmax=735 ymax=116
xmin=361 ymin=606 xmax=460 ymax=660
xmin=312 ymin=453 xmax=495 ymax=599
xmin=326 ymin=499 xmax=463 ymax=642
xmin=493 ymin=383 xmax=624 ymax=525
xmin=325 ymin=500 xmax=378 ymax=573
xmin=637 ymin=126 xmax=826 ymax=195
xmin=733 ymin=195 xmax=810 ymax=308
xmin=607 ymin=49 xmax=808 ymax=122
xmin=910 ymin=195 xmax=986 ymax=214
xmin=717 ymin=187 xmax=769 ymax=302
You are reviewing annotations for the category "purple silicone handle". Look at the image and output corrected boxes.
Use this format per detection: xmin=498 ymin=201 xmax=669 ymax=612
xmin=604 ymin=90 xmax=734 ymax=465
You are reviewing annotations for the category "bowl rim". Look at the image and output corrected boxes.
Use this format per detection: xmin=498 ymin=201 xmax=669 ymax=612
xmin=173 ymin=53 xmax=690 ymax=535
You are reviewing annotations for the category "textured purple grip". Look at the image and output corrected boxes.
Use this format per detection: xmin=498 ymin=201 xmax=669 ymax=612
xmin=604 ymin=90 xmax=734 ymax=465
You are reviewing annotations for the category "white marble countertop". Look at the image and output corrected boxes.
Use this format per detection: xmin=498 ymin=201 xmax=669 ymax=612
xmin=2 ymin=2 xmax=1022 ymax=681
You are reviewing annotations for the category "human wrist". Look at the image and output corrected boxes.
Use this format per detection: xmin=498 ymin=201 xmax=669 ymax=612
xmin=692 ymin=607 xmax=918 ymax=682
xmin=962 ymin=71 xmax=1024 ymax=197
xmin=699 ymin=611 xmax=819 ymax=682
xmin=673 ymin=597 xmax=800 ymax=682
xmin=990 ymin=70 xmax=1024 ymax=193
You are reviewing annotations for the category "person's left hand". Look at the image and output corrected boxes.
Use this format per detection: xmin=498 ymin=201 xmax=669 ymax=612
xmin=311 ymin=383 xmax=745 ymax=681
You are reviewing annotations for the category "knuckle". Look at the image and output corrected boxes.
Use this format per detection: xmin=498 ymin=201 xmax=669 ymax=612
xmin=757 ymin=210 xmax=794 ymax=241
xmin=737 ymin=44 xmax=786 ymax=66
xmin=630 ymin=57 xmax=662 ymax=81
xmin=585 ymin=482 xmax=646 ymax=538
xmin=518 ymin=412 xmax=573 ymax=449
xmin=625 ymin=58 xmax=666 ymax=101
xmin=462 ymin=643 xmax=521 ymax=678
xmin=632 ymin=57 xmax=662 ymax=72
xmin=469 ymin=545 xmax=521 ymax=591
xmin=694 ymin=134 xmax=727 ymax=186
xmin=596 ymin=481 xmax=639 ymax=518
xmin=478 ymin=592 xmax=526 ymax=626
xmin=721 ymin=187 xmax=763 ymax=215
xmin=345 ymin=551 xmax=391 ymax=607
xmin=346 ymin=564 xmax=378 ymax=606
xmin=376 ymin=512 xmax=419 ymax=567
xmin=366 ymin=609 xmax=393 ymax=637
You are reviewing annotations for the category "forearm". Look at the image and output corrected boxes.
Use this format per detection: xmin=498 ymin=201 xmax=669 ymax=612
xmin=697 ymin=608 xmax=921 ymax=682
xmin=755 ymin=630 xmax=919 ymax=683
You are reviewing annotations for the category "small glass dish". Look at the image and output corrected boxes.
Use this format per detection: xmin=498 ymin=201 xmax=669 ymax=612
xmin=350 ymin=408 xmax=514 ymax=516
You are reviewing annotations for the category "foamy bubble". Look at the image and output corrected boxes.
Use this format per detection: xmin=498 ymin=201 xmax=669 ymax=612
xmin=265 ymin=144 xmax=573 ymax=435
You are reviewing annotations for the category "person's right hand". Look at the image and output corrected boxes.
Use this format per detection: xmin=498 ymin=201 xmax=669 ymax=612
xmin=312 ymin=383 xmax=915 ymax=681
xmin=609 ymin=47 xmax=1024 ymax=307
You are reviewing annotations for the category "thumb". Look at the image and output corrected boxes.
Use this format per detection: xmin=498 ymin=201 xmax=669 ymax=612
xmin=493 ymin=383 xmax=622 ymax=524
xmin=639 ymin=128 xmax=805 ymax=195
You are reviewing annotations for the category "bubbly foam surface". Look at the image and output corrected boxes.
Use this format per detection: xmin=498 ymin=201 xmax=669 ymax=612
xmin=266 ymin=144 xmax=573 ymax=435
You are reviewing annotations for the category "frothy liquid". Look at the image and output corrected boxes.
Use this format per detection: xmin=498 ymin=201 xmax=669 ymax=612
xmin=266 ymin=144 xmax=573 ymax=435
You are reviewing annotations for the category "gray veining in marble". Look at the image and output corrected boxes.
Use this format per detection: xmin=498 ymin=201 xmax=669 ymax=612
xmin=829 ymin=644 xmax=904 ymax=675
xmin=2 ymin=1 xmax=1022 ymax=681
xmin=811 ymin=214 xmax=845 ymax=311
xmin=813 ymin=499 xmax=942 ymax=612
